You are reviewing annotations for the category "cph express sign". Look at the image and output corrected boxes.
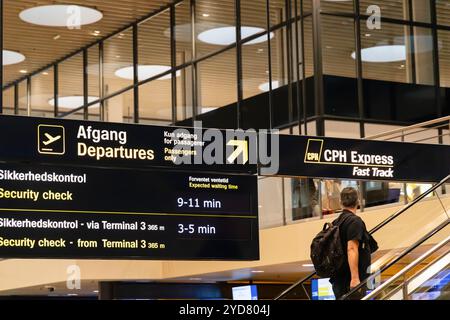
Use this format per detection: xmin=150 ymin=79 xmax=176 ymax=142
xmin=277 ymin=135 xmax=450 ymax=183
xmin=304 ymin=139 xmax=395 ymax=179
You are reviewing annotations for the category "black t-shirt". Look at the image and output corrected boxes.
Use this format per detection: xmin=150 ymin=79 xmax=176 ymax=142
xmin=330 ymin=210 xmax=372 ymax=285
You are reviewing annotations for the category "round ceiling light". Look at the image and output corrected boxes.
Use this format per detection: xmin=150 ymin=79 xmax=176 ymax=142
xmin=115 ymin=65 xmax=181 ymax=81
xmin=258 ymin=80 xmax=280 ymax=92
xmin=351 ymin=45 xmax=406 ymax=63
xmin=20 ymin=5 xmax=103 ymax=27
xmin=49 ymin=96 xmax=100 ymax=109
xmin=198 ymin=26 xmax=274 ymax=46
xmin=3 ymin=50 xmax=26 ymax=65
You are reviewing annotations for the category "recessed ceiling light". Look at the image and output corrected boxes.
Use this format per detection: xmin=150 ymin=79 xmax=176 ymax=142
xmin=200 ymin=107 xmax=218 ymax=113
xmin=258 ymin=80 xmax=280 ymax=92
xmin=93 ymin=290 xmax=99 ymax=293
xmin=67 ymin=293 xmax=78 ymax=297
xmin=53 ymin=34 xmax=61 ymax=40
xmin=302 ymin=264 xmax=315 ymax=268
xmin=198 ymin=26 xmax=274 ymax=46
xmin=3 ymin=50 xmax=26 ymax=66
xmin=351 ymin=45 xmax=406 ymax=63
xmin=19 ymin=70 xmax=28 ymax=74
xmin=115 ymin=65 xmax=181 ymax=81
xmin=49 ymin=96 xmax=100 ymax=109
xmin=202 ymin=13 xmax=210 ymax=17
xmin=42 ymin=72 xmax=49 ymax=76
xmin=365 ymin=33 xmax=371 ymax=37
xmin=20 ymin=5 xmax=103 ymax=27
xmin=251 ymin=270 xmax=265 ymax=273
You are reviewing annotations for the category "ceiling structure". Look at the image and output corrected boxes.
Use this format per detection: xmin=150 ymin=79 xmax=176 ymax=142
xmin=2 ymin=1 xmax=449 ymax=122
xmin=3 ymin=0 xmax=174 ymax=85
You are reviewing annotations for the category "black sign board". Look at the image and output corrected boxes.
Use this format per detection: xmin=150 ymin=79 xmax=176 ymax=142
xmin=0 ymin=115 xmax=256 ymax=174
xmin=0 ymin=115 xmax=259 ymax=260
xmin=277 ymin=135 xmax=450 ymax=182
xmin=0 ymin=163 xmax=259 ymax=260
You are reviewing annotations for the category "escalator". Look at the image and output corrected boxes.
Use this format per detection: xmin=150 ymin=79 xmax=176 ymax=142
xmin=362 ymin=234 xmax=450 ymax=300
xmin=275 ymin=175 xmax=450 ymax=301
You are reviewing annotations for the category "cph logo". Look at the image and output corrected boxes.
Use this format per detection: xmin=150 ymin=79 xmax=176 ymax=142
xmin=304 ymin=139 xmax=324 ymax=164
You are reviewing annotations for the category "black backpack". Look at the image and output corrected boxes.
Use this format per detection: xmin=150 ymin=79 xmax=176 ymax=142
xmin=310 ymin=214 xmax=351 ymax=278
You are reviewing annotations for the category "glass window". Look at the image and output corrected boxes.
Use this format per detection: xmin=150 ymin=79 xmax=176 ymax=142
xmin=289 ymin=178 xmax=321 ymax=222
xmin=104 ymin=90 xmax=134 ymax=123
xmin=412 ymin=27 xmax=435 ymax=86
xmin=87 ymin=106 xmax=101 ymax=122
xmin=175 ymin=0 xmax=193 ymax=66
xmin=18 ymin=80 xmax=28 ymax=115
xmin=88 ymin=44 xmax=100 ymax=104
xmin=62 ymin=112 xmax=85 ymax=121
xmin=320 ymin=179 xmax=344 ymax=215
xmin=195 ymin=0 xmax=236 ymax=57
xmin=362 ymin=181 xmax=405 ymax=209
xmin=302 ymin=0 xmax=313 ymax=14
xmin=197 ymin=48 xmax=237 ymax=115
xmin=325 ymin=120 xmax=361 ymax=138
xmin=438 ymin=30 xmax=450 ymax=88
xmin=271 ymin=27 xmax=288 ymax=91
xmin=303 ymin=16 xmax=314 ymax=79
xmin=411 ymin=0 xmax=432 ymax=23
xmin=268 ymin=0 xmax=287 ymax=27
xmin=176 ymin=66 xmax=194 ymax=122
xmin=139 ymin=9 xmax=171 ymax=80
xmin=2 ymin=87 xmax=15 ymax=114
xmin=58 ymin=53 xmax=84 ymax=115
xmin=360 ymin=21 xmax=409 ymax=83
xmin=241 ymin=0 xmax=271 ymax=46
xmin=321 ymin=0 xmax=354 ymax=13
xmin=242 ymin=34 xmax=270 ymax=101
xmin=270 ymin=26 xmax=292 ymax=127
xmin=30 ymin=69 xmax=54 ymax=118
xmin=139 ymin=75 xmax=172 ymax=124
xmin=241 ymin=34 xmax=271 ymax=129
xmin=405 ymin=183 xmax=434 ymax=202
xmin=360 ymin=0 xmax=407 ymax=21
xmin=436 ymin=0 xmax=450 ymax=26
xmin=242 ymin=0 xmax=267 ymax=29
xmin=258 ymin=177 xmax=285 ymax=229
xmin=322 ymin=16 xmax=358 ymax=117
xmin=103 ymin=28 xmax=134 ymax=97
xmin=322 ymin=16 xmax=356 ymax=78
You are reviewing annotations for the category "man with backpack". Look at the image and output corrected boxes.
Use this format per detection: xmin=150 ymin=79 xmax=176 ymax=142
xmin=311 ymin=187 xmax=377 ymax=300
xmin=330 ymin=187 xmax=374 ymax=299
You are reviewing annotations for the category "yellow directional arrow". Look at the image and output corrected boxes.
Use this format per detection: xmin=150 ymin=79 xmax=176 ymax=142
xmin=227 ymin=140 xmax=249 ymax=164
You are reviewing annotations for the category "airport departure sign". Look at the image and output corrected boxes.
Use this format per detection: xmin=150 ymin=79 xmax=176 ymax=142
xmin=0 ymin=116 xmax=256 ymax=174
xmin=0 ymin=115 xmax=259 ymax=260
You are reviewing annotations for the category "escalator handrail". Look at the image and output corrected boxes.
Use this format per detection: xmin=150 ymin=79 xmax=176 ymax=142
xmin=362 ymin=233 xmax=450 ymax=300
xmin=341 ymin=219 xmax=450 ymax=300
xmin=274 ymin=174 xmax=450 ymax=300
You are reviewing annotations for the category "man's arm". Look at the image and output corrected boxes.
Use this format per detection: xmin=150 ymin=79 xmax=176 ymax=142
xmin=347 ymin=240 xmax=360 ymax=288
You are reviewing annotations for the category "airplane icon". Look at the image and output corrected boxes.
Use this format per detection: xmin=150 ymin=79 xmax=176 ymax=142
xmin=38 ymin=124 xmax=66 ymax=155
xmin=43 ymin=133 xmax=62 ymax=146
